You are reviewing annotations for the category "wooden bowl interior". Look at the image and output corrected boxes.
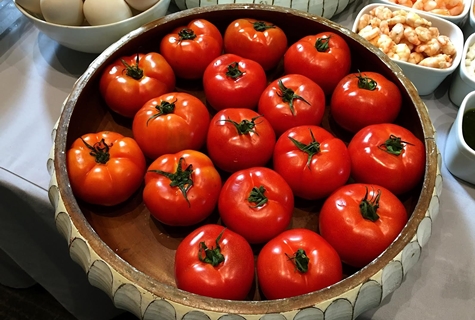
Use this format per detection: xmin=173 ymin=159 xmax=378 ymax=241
xmin=55 ymin=4 xmax=434 ymax=315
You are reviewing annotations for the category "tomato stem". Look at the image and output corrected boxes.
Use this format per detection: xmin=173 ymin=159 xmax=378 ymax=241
xmin=198 ymin=228 xmax=226 ymax=267
xmin=315 ymin=36 xmax=331 ymax=52
xmin=277 ymin=80 xmax=309 ymax=116
xmin=121 ymin=54 xmax=143 ymax=80
xmin=356 ymin=71 xmax=378 ymax=91
xmin=148 ymin=157 xmax=193 ymax=207
xmin=222 ymin=116 xmax=262 ymax=135
xmin=147 ymin=99 xmax=177 ymax=126
xmin=359 ymin=186 xmax=380 ymax=222
xmin=178 ymin=28 xmax=196 ymax=41
xmin=248 ymin=185 xmax=268 ymax=208
xmin=81 ymin=138 xmax=112 ymax=164
xmin=252 ymin=21 xmax=276 ymax=32
xmin=379 ymin=134 xmax=413 ymax=156
xmin=288 ymin=128 xmax=320 ymax=169
xmin=286 ymin=248 xmax=309 ymax=273
xmin=226 ymin=62 xmax=244 ymax=79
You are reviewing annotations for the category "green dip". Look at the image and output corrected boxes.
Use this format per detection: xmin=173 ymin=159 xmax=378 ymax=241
xmin=462 ymin=109 xmax=475 ymax=151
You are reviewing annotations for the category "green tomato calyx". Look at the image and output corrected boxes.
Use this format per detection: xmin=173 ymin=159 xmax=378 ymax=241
xmin=286 ymin=248 xmax=309 ymax=273
xmin=198 ymin=229 xmax=226 ymax=267
xmin=248 ymin=185 xmax=268 ymax=208
xmin=315 ymin=36 xmax=331 ymax=52
xmin=222 ymin=115 xmax=262 ymax=135
xmin=359 ymin=186 xmax=381 ymax=222
xmin=288 ymin=128 xmax=321 ymax=169
xmin=226 ymin=62 xmax=244 ymax=79
xmin=277 ymin=80 xmax=310 ymax=116
xmin=379 ymin=134 xmax=413 ymax=156
xmin=147 ymin=99 xmax=177 ymax=126
xmin=122 ymin=54 xmax=143 ymax=80
xmin=253 ymin=21 xmax=275 ymax=32
xmin=81 ymin=137 xmax=111 ymax=164
xmin=178 ymin=28 xmax=196 ymax=41
xmin=356 ymin=71 xmax=378 ymax=91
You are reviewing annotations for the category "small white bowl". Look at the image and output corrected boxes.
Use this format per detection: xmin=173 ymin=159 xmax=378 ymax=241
xmin=353 ymin=3 xmax=464 ymax=96
xmin=14 ymin=0 xmax=171 ymax=53
xmin=449 ymin=33 xmax=475 ymax=107
xmin=444 ymin=90 xmax=475 ymax=185
xmin=369 ymin=0 xmax=470 ymax=25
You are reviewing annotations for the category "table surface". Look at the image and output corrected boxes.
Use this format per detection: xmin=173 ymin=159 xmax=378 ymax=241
xmin=1 ymin=0 xmax=474 ymax=319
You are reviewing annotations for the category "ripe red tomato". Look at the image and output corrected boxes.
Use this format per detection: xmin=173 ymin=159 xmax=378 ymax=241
xmin=348 ymin=123 xmax=425 ymax=195
xmin=132 ymin=92 xmax=210 ymax=160
xmin=283 ymin=32 xmax=351 ymax=95
xmin=218 ymin=167 xmax=294 ymax=244
xmin=206 ymin=108 xmax=276 ymax=173
xmin=160 ymin=19 xmax=223 ymax=79
xmin=175 ymin=224 xmax=255 ymax=300
xmin=223 ymin=18 xmax=287 ymax=71
xmin=257 ymin=228 xmax=342 ymax=300
xmin=273 ymin=125 xmax=351 ymax=200
xmin=257 ymin=74 xmax=326 ymax=137
xmin=330 ymin=71 xmax=402 ymax=133
xmin=67 ymin=131 xmax=146 ymax=206
xmin=319 ymin=183 xmax=408 ymax=268
xmin=143 ymin=150 xmax=221 ymax=226
xmin=203 ymin=53 xmax=267 ymax=111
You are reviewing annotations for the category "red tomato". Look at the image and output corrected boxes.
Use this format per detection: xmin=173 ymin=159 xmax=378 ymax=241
xmin=99 ymin=52 xmax=175 ymax=118
xmin=132 ymin=92 xmax=210 ymax=160
xmin=175 ymin=224 xmax=255 ymax=300
xmin=203 ymin=53 xmax=267 ymax=111
xmin=160 ymin=19 xmax=223 ymax=79
xmin=143 ymin=150 xmax=221 ymax=226
xmin=257 ymin=228 xmax=342 ymax=300
xmin=206 ymin=108 xmax=276 ymax=173
xmin=67 ymin=131 xmax=146 ymax=206
xmin=273 ymin=125 xmax=351 ymax=200
xmin=218 ymin=167 xmax=294 ymax=244
xmin=348 ymin=123 xmax=425 ymax=195
xmin=257 ymin=74 xmax=326 ymax=137
xmin=223 ymin=18 xmax=287 ymax=71
xmin=319 ymin=183 xmax=408 ymax=268
xmin=330 ymin=71 xmax=402 ymax=133
xmin=283 ymin=32 xmax=351 ymax=95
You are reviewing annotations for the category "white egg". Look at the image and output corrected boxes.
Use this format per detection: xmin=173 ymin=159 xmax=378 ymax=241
xmin=83 ymin=0 xmax=134 ymax=26
xmin=40 ymin=0 xmax=84 ymax=26
xmin=124 ymin=0 xmax=160 ymax=11
xmin=16 ymin=0 xmax=42 ymax=16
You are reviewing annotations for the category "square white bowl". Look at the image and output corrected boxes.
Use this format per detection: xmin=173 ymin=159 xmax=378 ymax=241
xmin=369 ymin=0 xmax=470 ymax=25
xmin=353 ymin=3 xmax=464 ymax=96
xmin=444 ymin=91 xmax=475 ymax=185
xmin=449 ymin=32 xmax=475 ymax=106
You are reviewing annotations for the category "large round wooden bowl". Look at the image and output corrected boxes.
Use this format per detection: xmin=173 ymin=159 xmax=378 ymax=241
xmin=48 ymin=4 xmax=443 ymax=320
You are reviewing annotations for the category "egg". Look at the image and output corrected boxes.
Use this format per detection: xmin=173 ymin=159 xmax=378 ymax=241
xmin=40 ymin=0 xmax=84 ymax=26
xmin=125 ymin=0 xmax=160 ymax=11
xmin=16 ymin=0 xmax=42 ymax=16
xmin=83 ymin=0 xmax=134 ymax=26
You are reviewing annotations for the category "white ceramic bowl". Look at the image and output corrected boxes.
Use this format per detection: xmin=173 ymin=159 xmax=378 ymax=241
xmin=449 ymin=33 xmax=475 ymax=106
xmin=13 ymin=0 xmax=171 ymax=53
xmin=353 ymin=3 xmax=464 ymax=96
xmin=461 ymin=0 xmax=475 ymax=38
xmin=369 ymin=0 xmax=470 ymax=25
xmin=445 ymin=91 xmax=475 ymax=184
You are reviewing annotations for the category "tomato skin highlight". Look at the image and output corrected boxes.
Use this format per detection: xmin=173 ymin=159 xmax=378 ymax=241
xmin=99 ymin=52 xmax=176 ymax=118
xmin=283 ymin=32 xmax=351 ymax=95
xmin=218 ymin=167 xmax=294 ymax=244
xmin=206 ymin=108 xmax=276 ymax=173
xmin=258 ymin=74 xmax=326 ymax=138
xmin=224 ymin=18 xmax=288 ymax=71
xmin=174 ymin=224 xmax=255 ymax=300
xmin=143 ymin=150 xmax=222 ymax=226
xmin=203 ymin=53 xmax=267 ymax=111
xmin=160 ymin=19 xmax=223 ymax=80
xmin=319 ymin=183 xmax=408 ymax=268
xmin=273 ymin=125 xmax=351 ymax=200
xmin=330 ymin=71 xmax=402 ymax=133
xmin=67 ymin=131 xmax=146 ymax=206
xmin=348 ymin=123 xmax=425 ymax=195
xmin=257 ymin=228 xmax=343 ymax=300
xmin=132 ymin=92 xmax=210 ymax=160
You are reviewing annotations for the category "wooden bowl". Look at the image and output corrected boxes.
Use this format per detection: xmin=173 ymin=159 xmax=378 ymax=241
xmin=48 ymin=4 xmax=443 ymax=319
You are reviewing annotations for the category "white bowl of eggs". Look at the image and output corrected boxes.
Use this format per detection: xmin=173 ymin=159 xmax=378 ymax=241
xmin=14 ymin=0 xmax=171 ymax=53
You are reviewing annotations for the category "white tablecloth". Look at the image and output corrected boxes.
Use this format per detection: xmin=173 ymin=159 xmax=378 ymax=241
xmin=1 ymin=0 xmax=474 ymax=319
